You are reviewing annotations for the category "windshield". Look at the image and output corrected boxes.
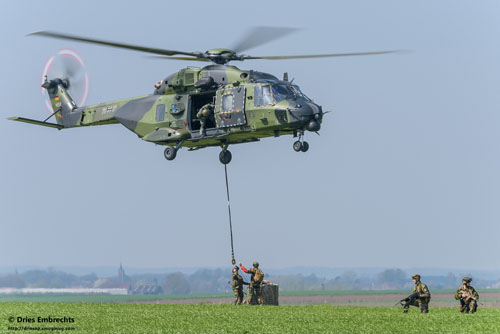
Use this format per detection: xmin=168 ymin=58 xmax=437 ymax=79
xmin=254 ymin=84 xmax=311 ymax=106
xmin=289 ymin=85 xmax=311 ymax=101
xmin=271 ymin=84 xmax=294 ymax=103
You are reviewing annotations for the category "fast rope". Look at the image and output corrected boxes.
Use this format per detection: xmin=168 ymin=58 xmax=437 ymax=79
xmin=224 ymin=164 xmax=236 ymax=265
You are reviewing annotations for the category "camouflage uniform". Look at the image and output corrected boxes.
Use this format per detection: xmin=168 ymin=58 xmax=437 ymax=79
xmin=196 ymin=103 xmax=214 ymax=136
xmin=239 ymin=261 xmax=264 ymax=305
xmin=403 ymin=274 xmax=431 ymax=313
xmin=455 ymin=277 xmax=479 ymax=313
xmin=231 ymin=267 xmax=248 ymax=305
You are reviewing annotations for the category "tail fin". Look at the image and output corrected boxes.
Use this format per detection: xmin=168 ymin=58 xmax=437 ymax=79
xmin=42 ymin=77 xmax=78 ymax=127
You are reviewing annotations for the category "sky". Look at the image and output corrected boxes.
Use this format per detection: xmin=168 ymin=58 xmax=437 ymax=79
xmin=0 ymin=0 xmax=499 ymax=272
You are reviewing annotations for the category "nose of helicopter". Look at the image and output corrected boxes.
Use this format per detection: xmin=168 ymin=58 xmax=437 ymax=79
xmin=289 ymin=101 xmax=322 ymax=132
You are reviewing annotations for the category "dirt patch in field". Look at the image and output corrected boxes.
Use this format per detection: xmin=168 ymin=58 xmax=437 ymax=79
xmin=127 ymin=292 xmax=500 ymax=308
xmin=279 ymin=293 xmax=500 ymax=308
xmin=131 ymin=297 xmax=230 ymax=305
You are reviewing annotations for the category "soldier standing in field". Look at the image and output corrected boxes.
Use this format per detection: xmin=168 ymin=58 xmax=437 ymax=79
xmin=455 ymin=277 xmax=479 ymax=313
xmin=196 ymin=103 xmax=214 ymax=137
xmin=402 ymin=274 xmax=431 ymax=313
xmin=230 ymin=266 xmax=248 ymax=305
xmin=239 ymin=261 xmax=264 ymax=305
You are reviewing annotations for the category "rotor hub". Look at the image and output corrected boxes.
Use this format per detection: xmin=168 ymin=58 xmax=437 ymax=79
xmin=204 ymin=48 xmax=238 ymax=64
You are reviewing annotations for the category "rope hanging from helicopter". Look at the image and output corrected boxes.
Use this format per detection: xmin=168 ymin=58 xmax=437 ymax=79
xmin=224 ymin=164 xmax=236 ymax=266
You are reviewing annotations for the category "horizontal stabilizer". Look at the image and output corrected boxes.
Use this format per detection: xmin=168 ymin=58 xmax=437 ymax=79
xmin=8 ymin=117 xmax=64 ymax=130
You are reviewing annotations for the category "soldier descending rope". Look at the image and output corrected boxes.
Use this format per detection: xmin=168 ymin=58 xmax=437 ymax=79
xmin=230 ymin=266 xmax=249 ymax=305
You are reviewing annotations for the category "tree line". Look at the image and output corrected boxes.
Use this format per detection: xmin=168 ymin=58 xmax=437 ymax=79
xmin=0 ymin=268 xmax=496 ymax=293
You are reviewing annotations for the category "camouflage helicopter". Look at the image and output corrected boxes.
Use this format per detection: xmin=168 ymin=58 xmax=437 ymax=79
xmin=10 ymin=27 xmax=396 ymax=164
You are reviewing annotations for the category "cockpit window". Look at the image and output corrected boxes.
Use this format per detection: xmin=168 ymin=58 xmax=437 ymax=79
xmin=290 ymin=85 xmax=312 ymax=101
xmin=254 ymin=85 xmax=273 ymax=106
xmin=272 ymin=84 xmax=294 ymax=103
xmin=255 ymin=84 xmax=311 ymax=106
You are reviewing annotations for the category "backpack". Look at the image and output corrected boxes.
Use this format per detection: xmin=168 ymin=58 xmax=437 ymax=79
xmin=253 ymin=269 xmax=264 ymax=283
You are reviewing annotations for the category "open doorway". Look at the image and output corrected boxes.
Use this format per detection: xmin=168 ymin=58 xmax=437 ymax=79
xmin=189 ymin=92 xmax=216 ymax=131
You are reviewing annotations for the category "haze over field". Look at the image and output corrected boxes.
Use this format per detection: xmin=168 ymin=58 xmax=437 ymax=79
xmin=1 ymin=1 xmax=499 ymax=271
xmin=1 ymin=265 xmax=500 ymax=295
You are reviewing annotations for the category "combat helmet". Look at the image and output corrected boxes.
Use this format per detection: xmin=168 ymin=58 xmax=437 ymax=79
xmin=462 ymin=276 xmax=472 ymax=283
xmin=253 ymin=261 xmax=259 ymax=268
xmin=201 ymin=107 xmax=212 ymax=118
xmin=411 ymin=274 xmax=421 ymax=280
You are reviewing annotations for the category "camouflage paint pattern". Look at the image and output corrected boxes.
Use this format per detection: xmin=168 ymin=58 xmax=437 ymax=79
xmin=455 ymin=284 xmax=479 ymax=313
xmin=403 ymin=281 xmax=431 ymax=313
xmin=11 ymin=64 xmax=324 ymax=153
xmin=231 ymin=272 xmax=246 ymax=305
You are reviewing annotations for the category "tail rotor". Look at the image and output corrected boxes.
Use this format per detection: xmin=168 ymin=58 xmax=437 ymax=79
xmin=41 ymin=48 xmax=89 ymax=115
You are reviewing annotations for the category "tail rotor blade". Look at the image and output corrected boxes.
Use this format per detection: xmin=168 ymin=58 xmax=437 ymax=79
xmin=60 ymin=56 xmax=84 ymax=82
xmin=41 ymin=48 xmax=90 ymax=109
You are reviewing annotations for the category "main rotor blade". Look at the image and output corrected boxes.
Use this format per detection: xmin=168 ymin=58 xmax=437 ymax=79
xmin=243 ymin=50 xmax=402 ymax=60
xmin=148 ymin=56 xmax=211 ymax=62
xmin=29 ymin=31 xmax=200 ymax=57
xmin=232 ymin=26 xmax=300 ymax=53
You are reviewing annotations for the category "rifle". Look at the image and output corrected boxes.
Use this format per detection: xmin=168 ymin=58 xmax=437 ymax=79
xmin=462 ymin=291 xmax=473 ymax=302
xmin=227 ymin=280 xmax=249 ymax=289
xmin=396 ymin=292 xmax=419 ymax=306
xmin=460 ymin=291 xmax=483 ymax=305
xmin=227 ymin=281 xmax=248 ymax=297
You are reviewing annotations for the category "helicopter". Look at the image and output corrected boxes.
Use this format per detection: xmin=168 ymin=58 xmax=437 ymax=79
xmin=9 ymin=27 xmax=397 ymax=164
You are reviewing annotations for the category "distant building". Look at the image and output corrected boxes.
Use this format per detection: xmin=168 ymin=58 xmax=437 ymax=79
xmin=118 ymin=263 xmax=129 ymax=284
xmin=93 ymin=264 xmax=130 ymax=289
xmin=129 ymin=284 xmax=163 ymax=295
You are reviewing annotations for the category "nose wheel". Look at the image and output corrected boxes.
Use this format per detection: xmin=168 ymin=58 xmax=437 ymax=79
xmin=293 ymin=140 xmax=302 ymax=152
xmin=300 ymin=141 xmax=309 ymax=152
xmin=293 ymin=141 xmax=309 ymax=152
xmin=293 ymin=131 xmax=309 ymax=153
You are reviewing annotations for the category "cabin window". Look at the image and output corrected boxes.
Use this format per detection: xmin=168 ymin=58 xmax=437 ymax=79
xmin=156 ymin=104 xmax=165 ymax=122
xmin=254 ymin=85 xmax=273 ymax=106
xmin=221 ymin=94 xmax=234 ymax=112
xmin=185 ymin=72 xmax=194 ymax=85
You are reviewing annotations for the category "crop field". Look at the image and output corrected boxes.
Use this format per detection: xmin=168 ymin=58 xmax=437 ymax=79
xmin=1 ymin=303 xmax=500 ymax=334
xmin=1 ymin=289 xmax=499 ymax=308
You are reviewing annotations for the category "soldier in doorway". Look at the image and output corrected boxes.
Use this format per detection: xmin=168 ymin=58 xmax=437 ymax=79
xmin=455 ymin=277 xmax=479 ymax=313
xmin=239 ymin=261 xmax=264 ymax=305
xmin=196 ymin=103 xmax=214 ymax=137
xmin=402 ymin=274 xmax=431 ymax=313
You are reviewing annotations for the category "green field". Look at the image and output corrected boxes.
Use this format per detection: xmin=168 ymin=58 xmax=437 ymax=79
xmin=0 ymin=289 xmax=498 ymax=303
xmin=0 ymin=303 xmax=499 ymax=334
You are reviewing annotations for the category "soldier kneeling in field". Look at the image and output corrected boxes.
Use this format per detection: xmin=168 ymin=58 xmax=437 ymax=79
xmin=455 ymin=277 xmax=479 ymax=313
xmin=402 ymin=274 xmax=431 ymax=313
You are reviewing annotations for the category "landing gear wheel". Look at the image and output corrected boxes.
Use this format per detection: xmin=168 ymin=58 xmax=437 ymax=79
xmin=164 ymin=146 xmax=177 ymax=161
xmin=301 ymin=141 xmax=309 ymax=152
xmin=293 ymin=141 xmax=303 ymax=152
xmin=219 ymin=150 xmax=232 ymax=165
